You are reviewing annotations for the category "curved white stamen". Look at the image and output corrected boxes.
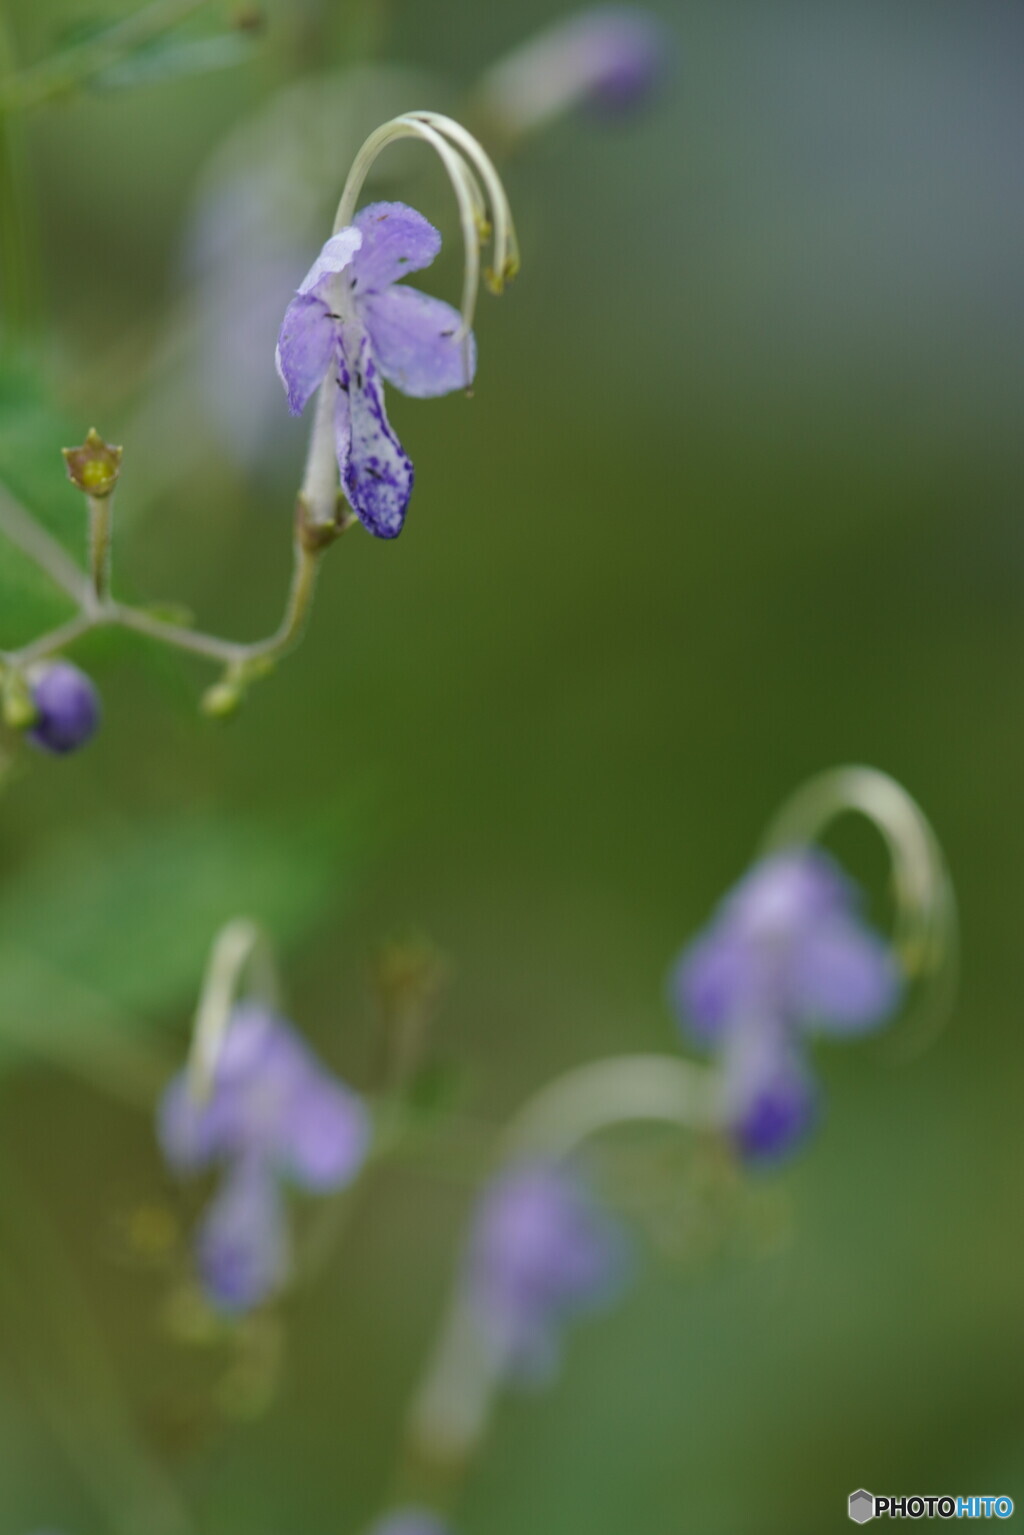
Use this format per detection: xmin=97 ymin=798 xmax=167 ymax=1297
xmin=404 ymin=111 xmax=521 ymax=290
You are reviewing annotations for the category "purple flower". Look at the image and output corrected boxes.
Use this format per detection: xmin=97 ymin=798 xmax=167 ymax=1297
xmin=159 ymin=1004 xmax=371 ymax=1311
xmin=479 ymin=7 xmax=667 ymax=138
xmin=276 ymin=202 xmax=474 ymax=539
xmin=467 ymin=1161 xmax=629 ymax=1383
xmin=197 ymin=1156 xmax=288 ymax=1313
xmin=368 ymin=1514 xmax=452 ymax=1535
xmin=670 ymin=849 xmax=901 ymax=1162
xmin=27 ymin=661 xmax=100 ymax=755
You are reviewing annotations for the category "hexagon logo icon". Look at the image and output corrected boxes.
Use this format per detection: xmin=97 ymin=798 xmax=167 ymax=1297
xmin=848 ymin=1490 xmax=875 ymax=1523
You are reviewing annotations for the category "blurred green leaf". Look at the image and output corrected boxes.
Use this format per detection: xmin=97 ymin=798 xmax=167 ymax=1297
xmin=90 ymin=32 xmax=259 ymax=91
xmin=404 ymin=1055 xmax=472 ymax=1127
xmin=0 ymin=352 xmax=85 ymax=645
xmin=0 ymin=806 xmax=364 ymax=1078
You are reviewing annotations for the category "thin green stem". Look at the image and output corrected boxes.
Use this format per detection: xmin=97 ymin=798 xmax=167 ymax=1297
xmin=0 ymin=480 xmax=94 ymax=605
xmin=0 ymin=0 xmax=215 ymax=113
xmin=88 ymin=490 xmax=115 ymax=601
xmin=2 ymin=610 xmax=99 ymax=668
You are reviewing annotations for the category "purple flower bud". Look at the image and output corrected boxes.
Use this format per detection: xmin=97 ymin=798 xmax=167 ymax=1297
xmin=27 ymin=662 xmax=100 ymax=755
xmin=467 ymin=1162 xmax=629 ymax=1382
xmin=478 ymin=7 xmax=667 ymax=140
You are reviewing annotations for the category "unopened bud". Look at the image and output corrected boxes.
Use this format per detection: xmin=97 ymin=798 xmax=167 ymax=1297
xmin=63 ymin=428 xmax=123 ymax=498
xmin=2 ymin=671 xmax=38 ymax=731
xmin=201 ymin=679 xmax=244 ymax=719
xmin=26 ymin=661 xmax=101 ymax=754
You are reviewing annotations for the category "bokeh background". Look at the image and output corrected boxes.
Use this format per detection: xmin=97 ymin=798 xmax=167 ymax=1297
xmin=1 ymin=0 xmax=1023 ymax=1530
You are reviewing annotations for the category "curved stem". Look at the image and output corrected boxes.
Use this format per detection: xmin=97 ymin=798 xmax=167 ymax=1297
xmin=0 ymin=481 xmax=93 ymax=606
xmin=187 ymin=918 xmax=281 ymax=1101
xmin=501 ymin=1053 xmax=721 ymax=1161
xmin=87 ymin=490 xmax=115 ymax=601
xmin=761 ymin=764 xmax=958 ymax=1059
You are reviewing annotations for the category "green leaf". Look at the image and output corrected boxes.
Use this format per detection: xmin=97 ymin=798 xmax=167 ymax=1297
xmin=0 ymin=352 xmax=86 ymax=646
xmin=90 ymin=33 xmax=259 ymax=91
xmin=0 ymin=806 xmax=365 ymax=1084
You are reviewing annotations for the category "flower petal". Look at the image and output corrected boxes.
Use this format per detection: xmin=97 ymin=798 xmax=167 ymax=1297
xmin=197 ymin=1160 xmax=288 ymax=1314
xmin=275 ymin=294 xmax=336 ymax=416
xmin=722 ymin=1018 xmax=818 ymax=1164
xmin=670 ymin=927 xmax=756 ymax=1043
xmin=340 ymin=338 xmax=414 ymax=538
xmin=732 ymin=1051 xmax=818 ymax=1164
xmin=362 ymin=285 xmax=475 ymax=398
xmin=352 ymin=202 xmax=441 ymax=291
xmin=296 ymin=227 xmax=363 ymax=297
xmin=158 ymin=1073 xmax=226 ymax=1172
xmin=790 ymin=920 xmax=902 ymax=1034
xmin=279 ymin=1077 xmax=371 ymax=1192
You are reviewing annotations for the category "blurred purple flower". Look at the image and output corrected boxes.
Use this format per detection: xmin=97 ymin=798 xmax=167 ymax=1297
xmin=368 ymin=1513 xmax=452 ymax=1535
xmin=276 ymin=202 xmax=473 ymax=539
xmin=159 ymin=1004 xmax=370 ymax=1311
xmin=467 ymin=1161 xmax=629 ymax=1382
xmin=27 ymin=661 xmax=100 ymax=755
xmin=478 ymin=7 xmax=667 ymax=139
xmin=197 ymin=1156 xmax=288 ymax=1313
xmin=670 ymin=849 xmax=901 ymax=1162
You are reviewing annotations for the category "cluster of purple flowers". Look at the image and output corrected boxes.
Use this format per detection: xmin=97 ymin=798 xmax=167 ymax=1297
xmin=465 ymin=1160 xmax=629 ymax=1383
xmin=158 ymin=1003 xmax=370 ymax=1311
xmin=670 ymin=848 xmax=901 ymax=1162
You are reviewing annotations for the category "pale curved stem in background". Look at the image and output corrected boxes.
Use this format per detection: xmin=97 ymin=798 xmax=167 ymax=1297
xmin=186 ymin=918 xmax=282 ymax=1102
xmin=761 ymin=764 xmax=958 ymax=1060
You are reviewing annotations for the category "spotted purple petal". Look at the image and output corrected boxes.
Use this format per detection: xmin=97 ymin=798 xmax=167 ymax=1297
xmin=197 ymin=1159 xmax=288 ymax=1313
xmin=275 ymin=293 xmax=338 ymax=416
xmin=361 ymin=285 xmax=475 ymax=398
xmin=351 ymin=202 xmax=441 ymax=291
xmin=340 ymin=336 xmax=414 ymax=538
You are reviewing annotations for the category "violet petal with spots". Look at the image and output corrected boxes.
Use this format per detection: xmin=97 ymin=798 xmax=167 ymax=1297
xmin=276 ymin=200 xmax=474 ymax=538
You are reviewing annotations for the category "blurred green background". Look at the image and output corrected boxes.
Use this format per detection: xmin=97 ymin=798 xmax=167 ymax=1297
xmin=1 ymin=0 xmax=1022 ymax=1530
